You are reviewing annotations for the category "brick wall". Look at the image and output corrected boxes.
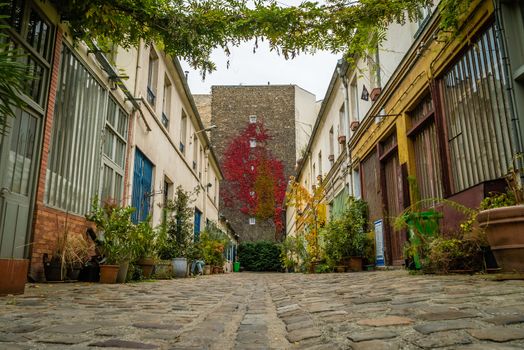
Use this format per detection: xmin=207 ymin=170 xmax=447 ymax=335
xmin=210 ymin=85 xmax=297 ymax=242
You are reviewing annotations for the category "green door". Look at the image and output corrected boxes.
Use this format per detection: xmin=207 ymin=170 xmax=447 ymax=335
xmin=0 ymin=109 xmax=40 ymax=258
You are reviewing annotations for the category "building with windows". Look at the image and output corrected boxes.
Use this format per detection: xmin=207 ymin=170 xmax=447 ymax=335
xmin=0 ymin=0 xmax=224 ymax=280
xmin=205 ymin=85 xmax=317 ymax=242
xmin=287 ymin=0 xmax=524 ymax=267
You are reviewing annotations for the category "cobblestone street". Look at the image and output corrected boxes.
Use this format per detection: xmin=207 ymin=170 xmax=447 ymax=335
xmin=1 ymin=271 xmax=524 ymax=349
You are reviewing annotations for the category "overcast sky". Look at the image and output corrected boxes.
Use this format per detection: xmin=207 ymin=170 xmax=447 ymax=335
xmin=181 ymin=40 xmax=340 ymax=101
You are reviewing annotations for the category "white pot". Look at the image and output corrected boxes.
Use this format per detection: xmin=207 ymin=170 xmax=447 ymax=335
xmin=172 ymin=258 xmax=187 ymax=278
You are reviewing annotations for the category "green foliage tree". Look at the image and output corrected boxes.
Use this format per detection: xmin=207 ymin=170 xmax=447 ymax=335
xmin=46 ymin=0 xmax=468 ymax=75
xmin=238 ymin=240 xmax=282 ymax=271
xmin=158 ymin=185 xmax=198 ymax=259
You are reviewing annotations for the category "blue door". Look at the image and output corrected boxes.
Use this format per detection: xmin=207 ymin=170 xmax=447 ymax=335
xmin=194 ymin=208 xmax=202 ymax=242
xmin=132 ymin=149 xmax=153 ymax=223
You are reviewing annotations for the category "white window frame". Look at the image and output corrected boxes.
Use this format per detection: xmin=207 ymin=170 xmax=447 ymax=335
xmin=249 ymin=115 xmax=257 ymax=123
xmin=249 ymin=217 xmax=256 ymax=225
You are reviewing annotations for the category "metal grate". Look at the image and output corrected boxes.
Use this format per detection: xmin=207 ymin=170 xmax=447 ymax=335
xmin=442 ymin=24 xmax=514 ymax=193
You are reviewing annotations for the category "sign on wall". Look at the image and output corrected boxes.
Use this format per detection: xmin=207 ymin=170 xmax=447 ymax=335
xmin=374 ymin=219 xmax=385 ymax=267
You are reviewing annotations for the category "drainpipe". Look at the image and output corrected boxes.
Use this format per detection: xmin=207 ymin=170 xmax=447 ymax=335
xmin=494 ymin=0 xmax=524 ymax=167
xmin=128 ymin=40 xmax=142 ymax=206
xmin=337 ymin=59 xmax=354 ymax=197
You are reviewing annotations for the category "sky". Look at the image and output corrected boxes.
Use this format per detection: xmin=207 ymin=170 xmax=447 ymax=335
xmin=181 ymin=40 xmax=340 ymax=101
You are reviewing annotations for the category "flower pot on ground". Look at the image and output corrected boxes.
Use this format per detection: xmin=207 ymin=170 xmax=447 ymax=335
xmin=203 ymin=264 xmax=211 ymax=275
xmin=116 ymin=260 xmax=130 ymax=283
xmin=153 ymin=260 xmax=172 ymax=279
xmin=172 ymin=257 xmax=187 ymax=278
xmin=0 ymin=258 xmax=29 ymax=296
xmin=43 ymin=254 xmax=63 ymax=281
xmin=99 ymin=264 xmax=119 ymax=283
xmin=478 ymin=205 xmax=524 ymax=273
xmin=138 ymin=257 xmax=155 ymax=278
xmin=348 ymin=257 xmax=363 ymax=272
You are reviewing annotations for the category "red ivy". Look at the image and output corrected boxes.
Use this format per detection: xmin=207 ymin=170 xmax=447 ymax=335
xmin=222 ymin=120 xmax=287 ymax=236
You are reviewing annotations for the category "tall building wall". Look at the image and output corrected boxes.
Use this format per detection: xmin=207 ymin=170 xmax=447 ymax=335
xmin=210 ymin=85 xmax=312 ymax=242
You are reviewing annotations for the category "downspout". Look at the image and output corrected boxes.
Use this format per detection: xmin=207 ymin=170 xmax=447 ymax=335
xmin=494 ymin=0 xmax=524 ymax=165
xmin=338 ymin=59 xmax=354 ymax=197
xmin=128 ymin=40 xmax=142 ymax=206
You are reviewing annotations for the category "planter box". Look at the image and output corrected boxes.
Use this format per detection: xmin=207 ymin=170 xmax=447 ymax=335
xmin=478 ymin=205 xmax=524 ymax=273
xmin=0 ymin=259 xmax=28 ymax=296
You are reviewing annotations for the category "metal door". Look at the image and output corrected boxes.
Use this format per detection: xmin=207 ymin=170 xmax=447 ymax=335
xmin=0 ymin=109 xmax=40 ymax=258
xmin=131 ymin=148 xmax=153 ymax=223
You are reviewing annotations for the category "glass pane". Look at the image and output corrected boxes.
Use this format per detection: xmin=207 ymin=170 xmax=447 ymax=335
xmin=117 ymin=109 xmax=128 ymax=138
xmin=1 ymin=0 xmax=24 ymax=33
xmin=107 ymin=98 xmax=116 ymax=126
xmin=114 ymin=173 xmax=123 ymax=202
xmin=115 ymin=139 xmax=126 ymax=167
xmin=103 ymin=128 xmax=114 ymax=159
xmin=23 ymin=54 xmax=45 ymax=105
xmin=26 ymin=8 xmax=51 ymax=60
xmin=101 ymin=165 xmax=112 ymax=201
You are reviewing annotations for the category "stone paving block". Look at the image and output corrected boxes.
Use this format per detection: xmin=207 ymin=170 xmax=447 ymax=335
xmin=347 ymin=330 xmax=398 ymax=342
xmin=417 ymin=310 xmax=477 ymax=321
xmin=412 ymin=331 xmax=472 ymax=348
xmin=455 ymin=345 xmax=523 ymax=350
xmin=350 ymin=340 xmax=399 ymax=350
xmin=351 ymin=296 xmax=392 ymax=304
xmin=0 ymin=344 xmax=31 ymax=350
xmin=468 ymin=327 xmax=524 ymax=342
xmin=0 ymin=333 xmax=30 ymax=343
xmin=286 ymin=328 xmax=322 ymax=343
xmin=357 ymin=316 xmax=414 ymax=327
xmin=485 ymin=314 xmax=524 ymax=325
xmin=89 ymin=339 xmax=159 ymax=348
xmin=413 ymin=320 xmax=478 ymax=334
xmin=5 ymin=325 xmax=43 ymax=334
xmin=37 ymin=335 xmax=89 ymax=345
xmin=286 ymin=319 xmax=314 ymax=332
xmin=45 ymin=324 xmax=100 ymax=334
xmin=132 ymin=322 xmax=182 ymax=330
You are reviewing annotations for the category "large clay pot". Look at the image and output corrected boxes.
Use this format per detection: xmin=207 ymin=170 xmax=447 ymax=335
xmin=138 ymin=257 xmax=155 ymax=278
xmin=99 ymin=264 xmax=119 ymax=284
xmin=348 ymin=257 xmax=363 ymax=272
xmin=153 ymin=260 xmax=172 ymax=279
xmin=0 ymin=259 xmax=28 ymax=296
xmin=477 ymin=205 xmax=524 ymax=273
xmin=116 ymin=261 xmax=129 ymax=283
xmin=203 ymin=265 xmax=211 ymax=275
xmin=172 ymin=258 xmax=187 ymax=278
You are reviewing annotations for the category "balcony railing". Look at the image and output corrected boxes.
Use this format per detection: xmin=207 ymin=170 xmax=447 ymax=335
xmin=147 ymin=86 xmax=156 ymax=106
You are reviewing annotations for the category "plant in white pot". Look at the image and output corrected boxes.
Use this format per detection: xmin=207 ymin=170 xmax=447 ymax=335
xmin=159 ymin=186 xmax=198 ymax=278
xmin=477 ymin=161 xmax=524 ymax=273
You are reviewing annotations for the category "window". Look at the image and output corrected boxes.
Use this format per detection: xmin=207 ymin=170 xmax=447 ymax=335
xmin=249 ymin=217 xmax=256 ymax=225
xmin=147 ymin=49 xmax=158 ymax=106
xmin=180 ymin=111 xmax=187 ymax=153
xmin=318 ymin=151 xmax=322 ymax=177
xmin=101 ymin=98 xmax=129 ymax=202
xmin=199 ymin=146 xmax=203 ymax=179
xmin=350 ymin=78 xmax=359 ymax=122
xmin=162 ymin=76 xmax=171 ymax=128
xmin=249 ymin=115 xmax=257 ymax=123
xmin=353 ymin=168 xmax=361 ymax=199
xmin=338 ymin=105 xmax=345 ymax=137
xmin=250 ymin=138 xmax=257 ymax=148
xmin=45 ymin=46 xmax=108 ymax=214
xmin=329 ymin=127 xmax=335 ymax=162
xmin=193 ymin=135 xmax=198 ymax=171
xmin=441 ymin=24 xmax=513 ymax=193
xmin=214 ymin=177 xmax=218 ymax=204
xmin=163 ymin=178 xmax=171 ymax=223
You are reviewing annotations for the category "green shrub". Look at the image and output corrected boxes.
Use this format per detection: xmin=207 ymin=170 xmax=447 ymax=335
xmin=238 ymin=241 xmax=282 ymax=271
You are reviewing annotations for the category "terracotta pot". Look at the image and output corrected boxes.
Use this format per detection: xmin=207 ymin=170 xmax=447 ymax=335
xmin=477 ymin=205 xmax=524 ymax=272
xmin=336 ymin=266 xmax=345 ymax=273
xmin=203 ymin=265 xmax=211 ymax=275
xmin=338 ymin=135 xmax=346 ymax=145
xmin=153 ymin=260 xmax=172 ymax=279
xmin=138 ymin=257 xmax=155 ymax=279
xmin=99 ymin=264 xmax=119 ymax=284
xmin=0 ymin=259 xmax=28 ymax=296
xmin=348 ymin=257 xmax=363 ymax=272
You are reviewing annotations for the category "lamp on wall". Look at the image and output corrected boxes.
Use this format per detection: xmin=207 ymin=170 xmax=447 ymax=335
xmin=194 ymin=125 xmax=217 ymax=135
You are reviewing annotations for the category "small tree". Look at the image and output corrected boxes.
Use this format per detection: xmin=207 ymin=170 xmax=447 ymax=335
xmin=159 ymin=186 xmax=198 ymax=259
xmin=286 ymin=177 xmax=327 ymax=263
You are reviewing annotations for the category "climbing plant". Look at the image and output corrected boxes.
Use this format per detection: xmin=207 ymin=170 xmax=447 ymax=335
xmin=222 ymin=120 xmax=286 ymax=236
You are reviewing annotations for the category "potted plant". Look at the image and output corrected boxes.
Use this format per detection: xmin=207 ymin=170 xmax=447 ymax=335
xmin=62 ymin=233 xmax=92 ymax=280
xmin=86 ymin=198 xmax=136 ymax=283
xmin=160 ymin=186 xmax=198 ymax=278
xmin=135 ymin=218 xmax=160 ymax=278
xmin=477 ymin=163 xmax=524 ymax=273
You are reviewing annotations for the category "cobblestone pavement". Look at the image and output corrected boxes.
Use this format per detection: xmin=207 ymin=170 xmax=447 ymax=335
xmin=1 ymin=271 xmax=524 ymax=349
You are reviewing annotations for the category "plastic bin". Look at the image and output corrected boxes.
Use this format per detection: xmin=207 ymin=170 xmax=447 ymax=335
xmin=233 ymin=262 xmax=240 ymax=272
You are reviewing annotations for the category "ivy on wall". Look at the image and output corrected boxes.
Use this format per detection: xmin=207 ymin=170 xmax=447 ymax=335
xmin=222 ymin=120 xmax=287 ymax=237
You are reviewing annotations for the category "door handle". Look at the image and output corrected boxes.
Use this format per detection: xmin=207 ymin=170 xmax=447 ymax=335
xmin=0 ymin=187 xmax=10 ymax=195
